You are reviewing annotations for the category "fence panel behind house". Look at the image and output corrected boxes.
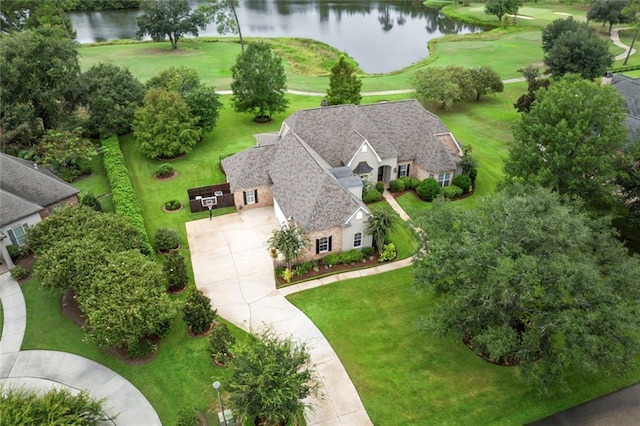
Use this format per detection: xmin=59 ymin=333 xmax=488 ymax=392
xmin=187 ymin=183 xmax=234 ymax=213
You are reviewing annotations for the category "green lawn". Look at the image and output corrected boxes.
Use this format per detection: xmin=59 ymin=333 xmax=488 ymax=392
xmin=19 ymin=277 xmax=253 ymax=425
xmin=72 ymin=155 xmax=114 ymax=212
xmin=287 ymin=267 xmax=640 ymax=425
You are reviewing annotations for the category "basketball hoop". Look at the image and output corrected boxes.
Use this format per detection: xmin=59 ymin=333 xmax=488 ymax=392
xmin=201 ymin=197 xmax=217 ymax=220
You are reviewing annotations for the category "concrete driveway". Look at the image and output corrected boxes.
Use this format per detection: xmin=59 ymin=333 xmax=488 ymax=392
xmin=186 ymin=207 xmax=372 ymax=426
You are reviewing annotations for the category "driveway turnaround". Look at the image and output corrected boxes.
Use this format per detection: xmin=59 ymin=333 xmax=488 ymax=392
xmin=186 ymin=207 xmax=373 ymax=425
xmin=0 ymin=272 xmax=161 ymax=425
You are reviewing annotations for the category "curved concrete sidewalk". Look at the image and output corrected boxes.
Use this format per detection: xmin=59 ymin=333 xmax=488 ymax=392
xmin=0 ymin=272 xmax=160 ymax=425
xmin=611 ymin=28 xmax=637 ymax=61
xmin=187 ymin=208 xmax=374 ymax=425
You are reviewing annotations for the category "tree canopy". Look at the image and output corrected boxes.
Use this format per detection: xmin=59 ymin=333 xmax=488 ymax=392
xmin=133 ymin=88 xmax=202 ymax=159
xmin=35 ymin=128 xmax=96 ymax=180
xmin=0 ymin=0 xmax=76 ymax=36
xmin=227 ymin=328 xmax=320 ymax=425
xmin=505 ymin=75 xmax=627 ymax=208
xmin=201 ymin=0 xmax=244 ymax=51
xmin=136 ymin=0 xmax=210 ymax=49
xmin=0 ymin=26 xmax=80 ymax=150
xmin=326 ymin=55 xmax=362 ymax=106
xmin=541 ymin=19 xmax=612 ymax=80
xmin=80 ymin=63 xmax=146 ymax=137
xmin=267 ymin=223 xmax=310 ymax=269
xmin=231 ymin=42 xmax=289 ymax=119
xmin=484 ymin=0 xmax=522 ymax=23
xmin=413 ymin=184 xmax=640 ymax=393
xmin=587 ymin=0 xmax=635 ymax=33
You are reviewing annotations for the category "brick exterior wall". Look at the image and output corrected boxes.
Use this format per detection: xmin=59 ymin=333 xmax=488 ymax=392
xmin=233 ymin=185 xmax=273 ymax=210
xmin=301 ymin=226 xmax=343 ymax=262
xmin=39 ymin=195 xmax=79 ymax=220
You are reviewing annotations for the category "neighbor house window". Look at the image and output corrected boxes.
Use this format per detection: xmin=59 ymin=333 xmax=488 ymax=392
xmin=438 ymin=172 xmax=451 ymax=187
xmin=315 ymin=236 xmax=332 ymax=254
xmin=8 ymin=224 xmax=28 ymax=246
xmin=398 ymin=164 xmax=410 ymax=178
xmin=353 ymin=232 xmax=362 ymax=248
xmin=243 ymin=189 xmax=258 ymax=205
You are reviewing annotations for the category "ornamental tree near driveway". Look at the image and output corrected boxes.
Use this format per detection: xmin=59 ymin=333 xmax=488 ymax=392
xmin=413 ymin=185 xmax=640 ymax=393
xmin=136 ymin=0 xmax=210 ymax=50
xmin=227 ymin=328 xmax=320 ymax=425
xmin=505 ymin=75 xmax=627 ymax=208
xmin=230 ymin=41 xmax=289 ymax=120
xmin=267 ymin=223 xmax=310 ymax=269
xmin=365 ymin=209 xmax=396 ymax=252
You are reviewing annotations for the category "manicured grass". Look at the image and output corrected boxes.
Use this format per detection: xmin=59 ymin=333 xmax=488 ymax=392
xmin=287 ymin=267 xmax=640 ymax=425
xmin=615 ymin=29 xmax=640 ymax=68
xmin=396 ymin=82 xmax=524 ymax=218
xmin=19 ymin=277 xmax=251 ymax=425
xmin=72 ymin=155 xmax=114 ymax=212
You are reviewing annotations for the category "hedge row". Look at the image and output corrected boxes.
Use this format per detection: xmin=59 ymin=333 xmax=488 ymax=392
xmin=101 ymin=136 xmax=154 ymax=258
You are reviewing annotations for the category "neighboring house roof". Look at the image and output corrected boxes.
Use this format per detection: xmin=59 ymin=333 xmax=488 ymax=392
xmin=0 ymin=153 xmax=79 ymax=227
xmin=269 ymin=133 xmax=368 ymax=232
xmin=612 ymin=74 xmax=640 ymax=118
xmin=222 ymin=146 xmax=275 ymax=192
xmin=612 ymin=74 xmax=640 ymax=144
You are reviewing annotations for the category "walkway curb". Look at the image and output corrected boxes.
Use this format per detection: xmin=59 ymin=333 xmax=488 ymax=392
xmin=0 ymin=273 xmax=25 ymax=354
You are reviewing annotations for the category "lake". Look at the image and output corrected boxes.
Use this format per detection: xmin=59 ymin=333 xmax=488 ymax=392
xmin=68 ymin=0 xmax=484 ymax=74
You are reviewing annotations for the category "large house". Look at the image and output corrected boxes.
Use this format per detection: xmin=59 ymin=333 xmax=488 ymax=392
xmin=0 ymin=153 xmax=79 ymax=270
xmin=222 ymin=99 xmax=464 ymax=260
xmin=611 ymin=74 xmax=640 ymax=143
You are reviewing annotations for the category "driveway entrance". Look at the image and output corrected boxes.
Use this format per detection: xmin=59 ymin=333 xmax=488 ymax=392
xmin=186 ymin=207 xmax=372 ymax=425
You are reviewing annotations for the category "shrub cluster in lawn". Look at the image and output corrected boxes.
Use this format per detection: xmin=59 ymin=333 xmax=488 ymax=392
xmin=389 ymin=179 xmax=405 ymax=193
xmin=442 ymin=185 xmax=464 ymax=199
xmin=80 ymin=192 xmax=103 ymax=212
xmin=378 ymin=243 xmax=397 ymax=262
xmin=164 ymin=252 xmax=189 ymax=292
xmin=375 ymin=181 xmax=385 ymax=193
xmin=416 ymin=178 xmax=441 ymax=201
xmin=10 ymin=265 xmax=29 ymax=280
xmin=164 ymin=199 xmax=182 ymax=211
xmin=208 ymin=321 xmax=236 ymax=364
xmin=183 ymin=288 xmax=217 ymax=335
xmin=452 ymin=174 xmax=472 ymax=193
xmin=155 ymin=228 xmax=181 ymax=252
xmin=294 ymin=261 xmax=312 ymax=276
xmin=322 ymin=253 xmax=340 ymax=267
xmin=363 ymin=188 xmax=382 ymax=203
xmin=154 ymin=163 xmax=175 ymax=178
xmin=102 ymin=136 xmax=154 ymax=257
xmin=338 ymin=249 xmax=365 ymax=264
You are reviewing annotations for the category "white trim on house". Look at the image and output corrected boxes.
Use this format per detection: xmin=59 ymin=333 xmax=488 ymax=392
xmin=348 ymin=132 xmax=382 ymax=166
xmin=279 ymin=122 xmax=291 ymax=138
xmin=435 ymin=132 xmax=464 ymax=156
xmin=344 ymin=206 xmax=370 ymax=226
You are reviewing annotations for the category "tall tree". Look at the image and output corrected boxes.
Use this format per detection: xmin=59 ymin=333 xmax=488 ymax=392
xmin=622 ymin=1 xmax=640 ymax=65
xmin=80 ymin=63 xmax=146 ymax=138
xmin=231 ymin=42 xmax=289 ymax=120
xmin=468 ymin=66 xmax=504 ymax=101
xmin=505 ymin=75 xmax=628 ymax=208
xmin=587 ymin=0 xmax=634 ymax=33
xmin=544 ymin=26 xmax=613 ymax=80
xmin=227 ymin=328 xmax=320 ymax=425
xmin=541 ymin=17 xmax=583 ymax=53
xmin=365 ymin=209 xmax=396 ymax=253
xmin=413 ymin=65 xmax=474 ymax=109
xmin=136 ymin=0 xmax=210 ymax=49
xmin=133 ymin=88 xmax=202 ymax=159
xmin=484 ymin=0 xmax=523 ymax=23
xmin=0 ymin=26 xmax=81 ymax=148
xmin=267 ymin=223 xmax=310 ymax=269
xmin=413 ymin=185 xmax=640 ymax=393
xmin=0 ymin=0 xmax=77 ymax=37
xmin=201 ymin=0 xmax=244 ymax=52
xmin=326 ymin=55 xmax=362 ymax=106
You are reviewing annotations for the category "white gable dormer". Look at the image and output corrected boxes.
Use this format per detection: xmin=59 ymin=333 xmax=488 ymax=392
xmin=348 ymin=138 xmax=382 ymax=168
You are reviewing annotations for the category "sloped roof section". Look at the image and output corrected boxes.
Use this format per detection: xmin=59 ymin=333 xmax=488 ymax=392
xmin=359 ymin=99 xmax=459 ymax=172
xmin=269 ymin=134 xmax=365 ymax=231
xmin=0 ymin=153 xmax=79 ymax=226
xmin=222 ymin=146 xmax=275 ymax=192
xmin=612 ymin=74 xmax=640 ymax=118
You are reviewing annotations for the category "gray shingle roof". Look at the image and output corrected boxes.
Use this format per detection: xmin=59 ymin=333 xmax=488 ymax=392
xmin=359 ymin=99 xmax=459 ymax=173
xmin=612 ymin=74 xmax=640 ymax=118
xmin=269 ymin=134 xmax=367 ymax=232
xmin=221 ymin=146 xmax=275 ymax=192
xmin=0 ymin=153 xmax=79 ymax=227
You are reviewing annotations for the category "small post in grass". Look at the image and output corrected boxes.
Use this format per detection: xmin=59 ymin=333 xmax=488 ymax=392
xmin=213 ymin=381 xmax=228 ymax=426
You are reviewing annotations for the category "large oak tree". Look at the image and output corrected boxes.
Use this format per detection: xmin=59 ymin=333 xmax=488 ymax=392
xmin=413 ymin=184 xmax=640 ymax=393
xmin=136 ymin=0 xmax=210 ymax=49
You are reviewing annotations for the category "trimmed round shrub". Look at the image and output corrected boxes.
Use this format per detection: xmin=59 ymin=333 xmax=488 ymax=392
xmin=208 ymin=322 xmax=236 ymax=364
xmin=399 ymin=176 xmax=411 ymax=189
xmin=375 ymin=181 xmax=385 ymax=193
xmin=416 ymin=178 xmax=441 ymax=201
xmin=164 ymin=251 xmax=188 ymax=291
xmin=322 ymin=253 xmax=340 ymax=267
xmin=452 ymin=174 xmax=472 ymax=193
xmin=409 ymin=177 xmax=421 ymax=190
xmin=10 ymin=265 xmax=29 ymax=280
xmin=154 ymin=163 xmax=175 ymax=178
xmin=362 ymin=246 xmax=375 ymax=257
xmin=389 ymin=179 xmax=405 ymax=193
xmin=154 ymin=228 xmax=181 ymax=252
xmin=183 ymin=288 xmax=217 ymax=335
xmin=442 ymin=185 xmax=464 ymax=199
xmin=80 ymin=192 xmax=103 ymax=212
xmin=363 ymin=188 xmax=382 ymax=204
xmin=164 ymin=199 xmax=181 ymax=211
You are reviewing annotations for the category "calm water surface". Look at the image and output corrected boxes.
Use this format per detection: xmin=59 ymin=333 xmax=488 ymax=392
xmin=68 ymin=0 xmax=484 ymax=74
